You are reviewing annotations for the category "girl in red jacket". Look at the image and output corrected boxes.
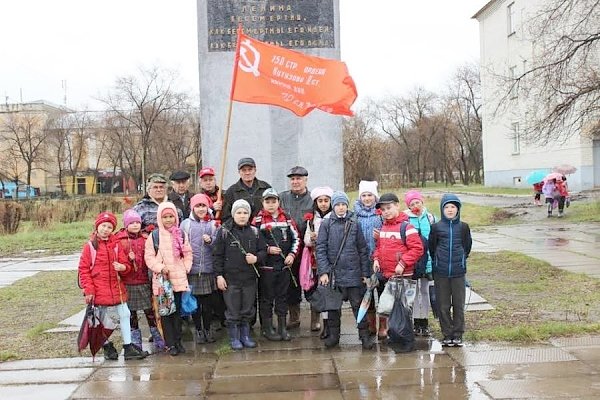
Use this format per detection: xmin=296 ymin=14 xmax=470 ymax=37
xmin=115 ymin=209 xmax=164 ymax=353
xmin=78 ymin=211 xmax=147 ymax=360
xmin=372 ymin=193 xmax=424 ymax=350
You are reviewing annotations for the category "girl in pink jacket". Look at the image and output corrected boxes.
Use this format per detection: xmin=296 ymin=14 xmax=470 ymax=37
xmin=145 ymin=202 xmax=192 ymax=356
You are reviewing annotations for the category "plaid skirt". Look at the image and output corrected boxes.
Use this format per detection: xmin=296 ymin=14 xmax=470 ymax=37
xmin=188 ymin=273 xmax=217 ymax=296
xmin=125 ymin=283 xmax=153 ymax=311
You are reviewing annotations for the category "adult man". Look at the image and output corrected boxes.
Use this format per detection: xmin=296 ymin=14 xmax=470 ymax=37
xmin=279 ymin=166 xmax=314 ymax=330
xmin=198 ymin=166 xmax=223 ymax=217
xmin=222 ymin=157 xmax=271 ymax=223
xmin=133 ymin=173 xmax=168 ymax=230
xmin=168 ymin=170 xmax=193 ymax=218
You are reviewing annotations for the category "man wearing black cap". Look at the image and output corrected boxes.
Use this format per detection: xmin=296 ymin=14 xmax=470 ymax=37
xmin=168 ymin=170 xmax=194 ymax=218
xmin=222 ymin=157 xmax=271 ymax=223
xmin=279 ymin=166 xmax=313 ymax=329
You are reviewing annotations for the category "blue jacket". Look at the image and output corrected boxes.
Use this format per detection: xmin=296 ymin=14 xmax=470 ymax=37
xmin=428 ymin=194 xmax=472 ymax=278
xmin=181 ymin=216 xmax=217 ymax=275
xmin=316 ymin=211 xmax=370 ymax=288
xmin=353 ymin=200 xmax=383 ymax=257
xmin=403 ymin=208 xmax=435 ymax=275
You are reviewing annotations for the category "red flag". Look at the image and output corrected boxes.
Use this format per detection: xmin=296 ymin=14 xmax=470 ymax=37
xmin=230 ymin=31 xmax=357 ymax=117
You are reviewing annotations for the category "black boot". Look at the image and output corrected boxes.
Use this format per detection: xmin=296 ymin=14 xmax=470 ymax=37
xmin=204 ymin=329 xmax=216 ymax=343
xmin=413 ymin=319 xmax=423 ymax=336
xmin=320 ymin=321 xmax=330 ymax=340
xmin=102 ymin=341 xmax=119 ymax=360
xmin=123 ymin=343 xmax=148 ymax=360
xmin=359 ymin=329 xmax=375 ymax=350
xmin=261 ymin=317 xmax=281 ymax=341
xmin=277 ymin=315 xmax=291 ymax=341
xmin=324 ymin=314 xmax=340 ymax=349
xmin=421 ymin=319 xmax=431 ymax=337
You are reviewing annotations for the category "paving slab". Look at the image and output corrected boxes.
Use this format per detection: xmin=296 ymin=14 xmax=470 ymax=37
xmin=448 ymin=345 xmax=578 ymax=366
xmin=338 ymin=365 xmax=466 ymax=390
xmin=90 ymin=364 xmax=214 ymax=381
xmin=342 ymin=383 xmax=493 ymax=400
xmin=478 ymin=375 xmax=600 ymax=399
xmin=208 ymin=389 xmax=344 ymax=400
xmin=215 ymin=358 xmax=335 ymax=377
xmin=0 ymin=367 xmax=95 ymax=385
xmin=333 ymin=352 xmax=456 ymax=372
xmin=464 ymin=360 xmax=595 ymax=381
xmin=71 ymin=380 xmax=206 ymax=398
xmin=0 ymin=383 xmax=79 ymax=400
xmin=207 ymin=373 xmax=340 ymax=395
xmin=0 ymin=357 xmax=103 ymax=371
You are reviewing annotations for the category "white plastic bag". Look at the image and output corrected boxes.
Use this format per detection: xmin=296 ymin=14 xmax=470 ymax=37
xmin=377 ymin=280 xmax=397 ymax=315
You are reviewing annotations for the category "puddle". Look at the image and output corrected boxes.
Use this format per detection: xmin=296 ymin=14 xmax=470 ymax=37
xmin=544 ymin=238 xmax=569 ymax=246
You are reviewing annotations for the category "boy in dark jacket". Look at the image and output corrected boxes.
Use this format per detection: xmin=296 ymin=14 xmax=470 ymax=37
xmin=316 ymin=191 xmax=374 ymax=350
xmin=214 ymin=199 xmax=267 ymax=350
xmin=428 ymin=193 xmax=472 ymax=347
xmin=253 ymin=188 xmax=300 ymax=341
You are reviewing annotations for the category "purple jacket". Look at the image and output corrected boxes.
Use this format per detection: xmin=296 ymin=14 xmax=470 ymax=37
xmin=181 ymin=216 xmax=217 ymax=275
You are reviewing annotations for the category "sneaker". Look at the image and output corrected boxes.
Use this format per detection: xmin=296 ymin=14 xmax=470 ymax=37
xmin=168 ymin=346 xmax=179 ymax=356
xmin=442 ymin=337 xmax=453 ymax=347
xmin=175 ymin=341 xmax=186 ymax=354
xmin=414 ymin=327 xmax=422 ymax=336
xmin=123 ymin=343 xmax=148 ymax=360
xmin=452 ymin=337 xmax=463 ymax=346
xmin=421 ymin=327 xmax=431 ymax=337
xmin=558 ymin=212 xmax=564 ymax=218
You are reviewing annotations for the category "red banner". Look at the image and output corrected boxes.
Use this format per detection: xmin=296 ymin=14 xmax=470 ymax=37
xmin=230 ymin=32 xmax=357 ymax=117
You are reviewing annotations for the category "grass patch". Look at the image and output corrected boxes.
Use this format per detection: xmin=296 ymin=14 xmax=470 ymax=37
xmin=562 ymin=199 xmax=600 ymax=223
xmin=0 ymin=270 xmax=83 ymax=361
xmin=465 ymin=251 xmax=600 ymax=342
xmin=0 ymin=220 xmax=93 ymax=256
xmin=215 ymin=337 xmax=233 ymax=357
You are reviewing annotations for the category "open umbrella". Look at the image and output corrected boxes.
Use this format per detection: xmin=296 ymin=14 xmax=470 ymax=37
xmin=553 ymin=164 xmax=577 ymax=175
xmin=357 ymin=273 xmax=379 ymax=324
xmin=526 ymin=170 xmax=549 ymax=185
xmin=543 ymin=172 xmax=564 ymax=182
xmin=77 ymin=304 xmax=117 ymax=358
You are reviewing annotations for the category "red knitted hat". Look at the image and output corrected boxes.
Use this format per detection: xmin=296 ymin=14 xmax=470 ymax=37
xmin=95 ymin=211 xmax=117 ymax=231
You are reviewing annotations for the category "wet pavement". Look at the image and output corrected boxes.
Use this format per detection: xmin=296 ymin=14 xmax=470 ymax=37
xmin=2 ymin=193 xmax=600 ymax=399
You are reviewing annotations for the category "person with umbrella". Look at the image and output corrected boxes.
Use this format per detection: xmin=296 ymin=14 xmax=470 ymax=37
xmin=78 ymin=211 xmax=147 ymax=360
xmin=542 ymin=173 xmax=563 ymax=217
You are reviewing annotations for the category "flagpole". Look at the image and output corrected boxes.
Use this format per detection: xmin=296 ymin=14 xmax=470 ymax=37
xmin=217 ymin=25 xmax=244 ymax=218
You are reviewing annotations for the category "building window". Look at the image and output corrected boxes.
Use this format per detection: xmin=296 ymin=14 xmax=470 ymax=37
xmin=509 ymin=65 xmax=517 ymax=98
xmin=511 ymin=122 xmax=520 ymax=154
xmin=507 ymin=2 xmax=516 ymax=35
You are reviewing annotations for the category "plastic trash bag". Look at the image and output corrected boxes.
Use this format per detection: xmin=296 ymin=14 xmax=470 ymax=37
xmin=181 ymin=286 xmax=198 ymax=316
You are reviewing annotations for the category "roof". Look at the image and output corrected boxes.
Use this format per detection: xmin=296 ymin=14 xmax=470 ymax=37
xmin=472 ymin=0 xmax=501 ymax=20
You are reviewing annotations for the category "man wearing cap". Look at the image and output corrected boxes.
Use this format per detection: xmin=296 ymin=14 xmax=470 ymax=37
xmin=222 ymin=157 xmax=271 ymax=223
xmin=279 ymin=166 xmax=313 ymax=329
xmin=198 ymin=167 xmax=223 ymax=217
xmin=168 ymin=170 xmax=194 ymax=218
xmin=134 ymin=173 xmax=169 ymax=230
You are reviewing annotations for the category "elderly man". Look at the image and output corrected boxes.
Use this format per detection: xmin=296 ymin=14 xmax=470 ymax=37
xmin=168 ymin=170 xmax=194 ymax=218
xmin=133 ymin=173 xmax=168 ymax=230
xmin=222 ymin=157 xmax=271 ymax=223
xmin=198 ymin=166 xmax=223 ymax=217
xmin=279 ymin=166 xmax=314 ymax=330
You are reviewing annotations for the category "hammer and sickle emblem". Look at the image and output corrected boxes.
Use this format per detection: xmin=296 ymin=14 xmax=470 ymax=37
xmin=239 ymin=39 xmax=260 ymax=77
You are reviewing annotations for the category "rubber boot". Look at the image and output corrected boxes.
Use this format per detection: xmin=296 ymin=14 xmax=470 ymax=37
xmin=123 ymin=343 xmax=148 ymax=360
xmin=228 ymin=324 xmax=243 ymax=350
xmin=359 ymin=328 xmax=375 ymax=350
xmin=310 ymin=307 xmax=321 ymax=332
xmin=377 ymin=316 xmax=388 ymax=340
xmin=366 ymin=311 xmax=377 ymax=335
xmin=102 ymin=341 xmax=119 ymax=360
xmin=320 ymin=319 xmax=330 ymax=340
xmin=261 ymin=317 xmax=281 ymax=341
xmin=277 ymin=315 xmax=291 ymax=341
xmin=130 ymin=328 xmax=150 ymax=356
xmin=324 ymin=313 xmax=340 ymax=349
xmin=149 ymin=326 xmax=166 ymax=351
xmin=239 ymin=322 xmax=257 ymax=348
xmin=287 ymin=304 xmax=301 ymax=329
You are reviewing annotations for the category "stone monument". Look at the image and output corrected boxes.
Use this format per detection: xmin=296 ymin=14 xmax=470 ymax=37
xmin=197 ymin=0 xmax=344 ymax=191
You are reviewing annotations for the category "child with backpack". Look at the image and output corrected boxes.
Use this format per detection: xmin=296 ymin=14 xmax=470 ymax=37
xmin=428 ymin=193 xmax=472 ymax=347
xmin=316 ymin=191 xmax=374 ymax=350
xmin=372 ymin=193 xmax=424 ymax=351
xmin=115 ymin=209 xmax=163 ymax=354
xmin=214 ymin=199 xmax=268 ymax=350
xmin=402 ymin=190 xmax=436 ymax=337
xmin=78 ymin=211 xmax=147 ymax=360
xmin=180 ymin=194 xmax=219 ymax=344
xmin=253 ymin=188 xmax=300 ymax=342
xmin=144 ymin=202 xmax=193 ymax=356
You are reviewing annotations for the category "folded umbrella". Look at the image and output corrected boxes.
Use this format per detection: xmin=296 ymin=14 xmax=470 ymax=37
xmin=357 ymin=273 xmax=379 ymax=324
xmin=77 ymin=304 xmax=117 ymax=358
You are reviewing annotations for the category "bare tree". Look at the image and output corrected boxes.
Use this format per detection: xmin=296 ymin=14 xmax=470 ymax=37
xmin=0 ymin=113 xmax=51 ymax=196
xmin=497 ymin=0 xmax=600 ymax=144
xmin=100 ymin=66 xmax=187 ymax=190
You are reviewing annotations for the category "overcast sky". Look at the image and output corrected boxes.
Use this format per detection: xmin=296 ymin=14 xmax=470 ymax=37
xmin=0 ymin=0 xmax=488 ymax=110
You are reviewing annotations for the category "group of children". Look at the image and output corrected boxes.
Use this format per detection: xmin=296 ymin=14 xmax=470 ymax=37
xmin=78 ymin=182 xmax=472 ymax=359
xmin=533 ymin=176 xmax=570 ymax=217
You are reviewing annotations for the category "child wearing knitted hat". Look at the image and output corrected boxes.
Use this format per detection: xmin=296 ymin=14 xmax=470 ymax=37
xmin=78 ymin=211 xmax=147 ymax=361
xmin=402 ymin=190 xmax=436 ymax=337
xmin=144 ymin=202 xmax=193 ymax=356
xmin=180 ymin=194 xmax=220 ymax=344
xmin=115 ymin=209 xmax=163 ymax=354
xmin=214 ymin=199 xmax=268 ymax=350
xmin=316 ymin=191 xmax=374 ymax=350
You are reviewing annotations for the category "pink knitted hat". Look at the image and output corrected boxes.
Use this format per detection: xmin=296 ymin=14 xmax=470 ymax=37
xmin=123 ymin=209 xmax=142 ymax=227
xmin=404 ymin=190 xmax=424 ymax=206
